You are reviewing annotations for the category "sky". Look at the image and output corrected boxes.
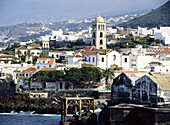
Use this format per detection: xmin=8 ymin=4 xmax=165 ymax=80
xmin=0 ymin=0 xmax=168 ymax=26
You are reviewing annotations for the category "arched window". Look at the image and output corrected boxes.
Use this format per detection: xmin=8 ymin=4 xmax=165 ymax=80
xmin=93 ymin=39 xmax=95 ymax=45
xmin=98 ymin=25 xmax=100 ymax=30
xmin=124 ymin=58 xmax=127 ymax=63
xmin=65 ymin=83 xmax=69 ymax=90
xmin=100 ymin=47 xmax=103 ymax=49
xmin=103 ymin=25 xmax=105 ymax=30
xmin=100 ymin=32 xmax=103 ymax=37
xmin=85 ymin=57 xmax=87 ymax=61
xmin=101 ymin=57 xmax=104 ymax=62
xmin=93 ymin=32 xmax=95 ymax=37
xmin=52 ymin=54 xmax=54 ymax=58
xmin=100 ymin=39 xmax=103 ymax=45
xmin=113 ymin=55 xmax=116 ymax=61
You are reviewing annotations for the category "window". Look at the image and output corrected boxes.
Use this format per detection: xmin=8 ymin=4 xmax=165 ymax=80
xmin=49 ymin=65 xmax=51 ymax=68
xmin=100 ymin=32 xmax=103 ymax=37
xmin=113 ymin=55 xmax=116 ymax=61
xmin=52 ymin=54 xmax=54 ymax=58
xmin=56 ymin=55 xmax=59 ymax=58
xmin=89 ymin=57 xmax=91 ymax=62
xmin=93 ymin=32 xmax=95 ymax=37
xmin=98 ymin=25 xmax=100 ymax=30
xmin=60 ymin=82 xmax=62 ymax=89
xmin=37 ymin=53 xmax=39 ymax=55
xmin=103 ymin=25 xmax=105 ymax=30
xmin=101 ymin=57 xmax=104 ymax=62
xmin=93 ymin=57 xmax=95 ymax=62
xmin=44 ymin=66 xmax=46 ymax=68
xmin=100 ymin=39 xmax=103 ymax=45
xmin=37 ymin=66 xmax=40 ymax=69
xmin=100 ymin=47 xmax=103 ymax=49
xmin=26 ymin=74 xmax=28 ymax=77
xmin=85 ymin=57 xmax=87 ymax=61
xmin=93 ymin=39 xmax=95 ymax=45
xmin=43 ymin=61 xmax=45 ymax=63
xmin=124 ymin=58 xmax=127 ymax=63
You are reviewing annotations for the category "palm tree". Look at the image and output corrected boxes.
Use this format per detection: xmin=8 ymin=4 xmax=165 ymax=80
xmin=102 ymin=68 xmax=115 ymax=90
xmin=26 ymin=49 xmax=33 ymax=62
xmin=16 ymin=49 xmax=22 ymax=58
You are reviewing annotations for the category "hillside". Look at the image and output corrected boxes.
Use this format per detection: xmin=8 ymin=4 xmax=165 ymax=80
xmin=0 ymin=13 xmax=142 ymax=42
xmin=118 ymin=1 xmax=170 ymax=28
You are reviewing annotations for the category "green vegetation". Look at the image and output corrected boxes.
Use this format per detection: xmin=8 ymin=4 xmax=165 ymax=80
xmin=27 ymin=61 xmax=31 ymax=64
xmin=32 ymin=67 xmax=102 ymax=89
xmin=118 ymin=1 xmax=170 ymax=28
xmin=49 ymin=41 xmax=90 ymax=51
xmin=108 ymin=36 xmax=159 ymax=51
xmin=102 ymin=68 xmax=115 ymax=90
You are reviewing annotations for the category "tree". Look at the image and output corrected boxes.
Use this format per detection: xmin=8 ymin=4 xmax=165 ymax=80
xmin=26 ymin=49 xmax=33 ymax=61
xmin=64 ymin=68 xmax=82 ymax=89
xmin=32 ymin=70 xmax=64 ymax=90
xmin=16 ymin=49 xmax=22 ymax=58
xmin=80 ymin=67 xmax=101 ymax=89
xmin=24 ymin=77 xmax=30 ymax=91
xmin=102 ymin=68 xmax=115 ymax=90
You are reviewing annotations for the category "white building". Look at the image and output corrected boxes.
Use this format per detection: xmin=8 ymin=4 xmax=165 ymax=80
xmin=35 ymin=58 xmax=55 ymax=70
xmin=15 ymin=43 xmax=42 ymax=59
xmin=155 ymin=27 xmax=170 ymax=45
xmin=69 ymin=46 xmax=121 ymax=69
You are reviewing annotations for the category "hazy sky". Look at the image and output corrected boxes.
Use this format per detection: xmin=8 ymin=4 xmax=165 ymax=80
xmin=0 ymin=0 xmax=168 ymax=26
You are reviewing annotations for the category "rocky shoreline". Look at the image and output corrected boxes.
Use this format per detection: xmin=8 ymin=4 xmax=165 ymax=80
xmin=0 ymin=94 xmax=62 ymax=114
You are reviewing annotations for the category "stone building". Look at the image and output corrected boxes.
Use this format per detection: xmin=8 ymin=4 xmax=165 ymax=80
xmin=134 ymin=73 xmax=170 ymax=103
xmin=111 ymin=72 xmax=170 ymax=104
xmin=111 ymin=72 xmax=145 ymax=101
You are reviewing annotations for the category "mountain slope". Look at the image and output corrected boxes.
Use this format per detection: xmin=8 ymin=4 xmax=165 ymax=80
xmin=118 ymin=1 xmax=170 ymax=28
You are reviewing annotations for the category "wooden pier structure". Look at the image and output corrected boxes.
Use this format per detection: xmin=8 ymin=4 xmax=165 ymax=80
xmin=61 ymin=97 xmax=95 ymax=125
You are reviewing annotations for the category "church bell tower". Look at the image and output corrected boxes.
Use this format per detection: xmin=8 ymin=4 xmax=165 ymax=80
xmin=91 ymin=13 xmax=107 ymax=49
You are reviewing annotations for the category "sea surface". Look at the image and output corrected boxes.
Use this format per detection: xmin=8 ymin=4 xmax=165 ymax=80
xmin=0 ymin=108 xmax=101 ymax=125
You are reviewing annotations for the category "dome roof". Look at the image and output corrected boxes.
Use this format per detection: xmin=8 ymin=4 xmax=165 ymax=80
xmin=95 ymin=13 xmax=105 ymax=22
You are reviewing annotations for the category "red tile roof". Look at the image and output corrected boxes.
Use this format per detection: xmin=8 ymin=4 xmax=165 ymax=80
xmin=22 ymin=67 xmax=37 ymax=73
xmin=28 ymin=43 xmax=41 ymax=47
xmin=40 ymin=68 xmax=56 ymax=71
xmin=29 ymin=47 xmax=41 ymax=50
xmin=114 ymin=70 xmax=143 ymax=73
xmin=37 ymin=58 xmax=48 ymax=60
xmin=36 ymin=58 xmax=55 ymax=65
xmin=16 ymin=46 xmax=27 ymax=49
xmin=81 ymin=63 xmax=103 ymax=70
xmin=70 ymin=54 xmax=82 ymax=58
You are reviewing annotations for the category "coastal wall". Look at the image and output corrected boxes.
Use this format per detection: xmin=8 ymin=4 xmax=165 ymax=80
xmin=52 ymin=90 xmax=111 ymax=99
xmin=0 ymin=80 xmax=16 ymax=97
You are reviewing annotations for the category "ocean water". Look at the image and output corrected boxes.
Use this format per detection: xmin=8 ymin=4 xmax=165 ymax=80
xmin=0 ymin=112 xmax=61 ymax=125
xmin=0 ymin=108 xmax=102 ymax=125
